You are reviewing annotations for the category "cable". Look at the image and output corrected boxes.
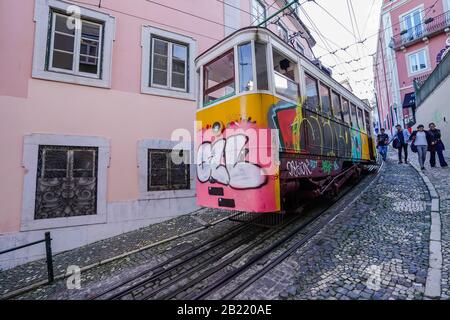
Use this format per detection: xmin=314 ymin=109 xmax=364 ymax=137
xmin=314 ymin=0 xmax=440 ymax=60
xmin=70 ymin=0 xmax=223 ymax=41
xmin=145 ymin=0 xmax=239 ymax=31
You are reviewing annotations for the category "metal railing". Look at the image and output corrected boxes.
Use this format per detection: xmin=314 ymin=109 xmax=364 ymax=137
xmin=413 ymin=72 xmax=431 ymax=89
xmin=391 ymin=11 xmax=450 ymax=49
xmin=415 ymin=50 xmax=450 ymax=107
xmin=0 ymin=232 xmax=54 ymax=283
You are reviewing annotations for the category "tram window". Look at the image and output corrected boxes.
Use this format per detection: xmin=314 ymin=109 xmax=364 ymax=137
xmin=331 ymin=91 xmax=343 ymax=121
xmin=357 ymin=108 xmax=364 ymax=130
xmin=272 ymin=50 xmax=296 ymax=81
xmin=350 ymin=103 xmax=358 ymax=128
xmin=342 ymin=98 xmax=350 ymax=124
xmin=203 ymin=49 xmax=235 ymax=105
xmin=364 ymin=110 xmax=371 ymax=133
xmin=304 ymin=73 xmax=319 ymax=111
xmin=238 ymin=43 xmax=254 ymax=92
xmin=255 ymin=42 xmax=268 ymax=90
xmin=272 ymin=49 xmax=298 ymax=101
xmin=319 ymin=83 xmax=332 ymax=117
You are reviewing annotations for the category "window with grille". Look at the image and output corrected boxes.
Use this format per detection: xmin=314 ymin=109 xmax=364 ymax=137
xmin=148 ymin=149 xmax=190 ymax=191
xmin=35 ymin=146 xmax=98 ymax=219
xmin=48 ymin=11 xmax=103 ymax=78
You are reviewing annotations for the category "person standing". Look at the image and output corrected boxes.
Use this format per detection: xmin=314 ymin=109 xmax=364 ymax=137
xmin=377 ymin=128 xmax=389 ymax=161
xmin=428 ymin=122 xmax=448 ymax=167
xmin=392 ymin=124 xmax=411 ymax=164
xmin=410 ymin=124 xmax=432 ymax=170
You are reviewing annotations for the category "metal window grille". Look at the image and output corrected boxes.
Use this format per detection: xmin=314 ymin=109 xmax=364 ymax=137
xmin=35 ymin=145 xmax=98 ymax=219
xmin=147 ymin=149 xmax=190 ymax=191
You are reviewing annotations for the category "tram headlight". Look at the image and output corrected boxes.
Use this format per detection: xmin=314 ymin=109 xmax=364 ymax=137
xmin=212 ymin=121 xmax=223 ymax=134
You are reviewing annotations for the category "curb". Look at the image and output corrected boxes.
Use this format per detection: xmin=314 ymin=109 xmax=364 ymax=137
xmin=0 ymin=212 xmax=240 ymax=300
xmin=410 ymin=163 xmax=442 ymax=299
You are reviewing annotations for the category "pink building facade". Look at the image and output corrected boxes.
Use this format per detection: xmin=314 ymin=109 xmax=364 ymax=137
xmin=374 ymin=0 xmax=450 ymax=133
xmin=0 ymin=0 xmax=315 ymax=269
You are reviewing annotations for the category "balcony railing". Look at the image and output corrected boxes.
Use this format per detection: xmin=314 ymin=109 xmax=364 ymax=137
xmin=415 ymin=49 xmax=450 ymax=107
xmin=413 ymin=72 xmax=431 ymax=89
xmin=391 ymin=11 xmax=450 ymax=50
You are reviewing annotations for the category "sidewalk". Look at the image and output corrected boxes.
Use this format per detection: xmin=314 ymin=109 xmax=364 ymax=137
xmin=0 ymin=208 xmax=236 ymax=298
xmin=409 ymin=148 xmax=450 ymax=299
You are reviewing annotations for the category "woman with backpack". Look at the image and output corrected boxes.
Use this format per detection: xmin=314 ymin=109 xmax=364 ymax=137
xmin=409 ymin=124 xmax=432 ymax=170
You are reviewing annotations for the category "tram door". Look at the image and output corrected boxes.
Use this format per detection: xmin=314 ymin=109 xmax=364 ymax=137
xmin=364 ymin=110 xmax=375 ymax=160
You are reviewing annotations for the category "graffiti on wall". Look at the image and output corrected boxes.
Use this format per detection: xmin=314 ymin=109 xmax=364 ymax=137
xmin=283 ymin=158 xmax=342 ymax=178
xmin=270 ymin=99 xmax=352 ymax=159
xmin=286 ymin=159 xmax=312 ymax=177
xmin=196 ymin=134 xmax=268 ymax=189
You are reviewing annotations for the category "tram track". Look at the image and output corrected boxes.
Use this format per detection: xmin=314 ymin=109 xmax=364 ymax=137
xmin=92 ymin=164 xmax=382 ymax=301
xmin=195 ymin=163 xmax=384 ymax=300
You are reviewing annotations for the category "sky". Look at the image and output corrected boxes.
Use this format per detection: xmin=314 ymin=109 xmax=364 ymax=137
xmin=296 ymin=0 xmax=383 ymax=103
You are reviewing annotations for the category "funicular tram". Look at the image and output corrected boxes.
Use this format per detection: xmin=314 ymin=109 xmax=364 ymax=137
xmin=194 ymin=27 xmax=377 ymax=214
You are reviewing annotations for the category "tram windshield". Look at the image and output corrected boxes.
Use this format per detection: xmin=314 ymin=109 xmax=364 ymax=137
xmin=203 ymin=49 xmax=235 ymax=106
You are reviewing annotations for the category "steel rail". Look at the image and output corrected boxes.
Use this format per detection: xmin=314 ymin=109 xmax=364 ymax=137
xmin=90 ymin=220 xmax=254 ymax=300
xmin=189 ymin=165 xmax=381 ymax=300
xmin=153 ymin=212 xmax=307 ymax=300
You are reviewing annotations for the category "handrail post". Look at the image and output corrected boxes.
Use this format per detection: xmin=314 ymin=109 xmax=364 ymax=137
xmin=44 ymin=232 xmax=54 ymax=283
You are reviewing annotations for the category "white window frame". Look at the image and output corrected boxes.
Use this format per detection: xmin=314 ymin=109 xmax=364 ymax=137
xmin=32 ymin=0 xmax=115 ymax=88
xmin=141 ymin=25 xmax=197 ymax=101
xmin=150 ymin=38 xmax=188 ymax=92
xmin=48 ymin=12 xmax=103 ymax=79
xmin=21 ymin=134 xmax=110 ymax=231
xmin=407 ymin=48 xmax=430 ymax=75
xmin=137 ymin=139 xmax=195 ymax=200
xmin=251 ymin=0 xmax=266 ymax=26
xmin=277 ymin=22 xmax=289 ymax=42
xmin=294 ymin=40 xmax=305 ymax=55
xmin=399 ymin=5 xmax=424 ymax=31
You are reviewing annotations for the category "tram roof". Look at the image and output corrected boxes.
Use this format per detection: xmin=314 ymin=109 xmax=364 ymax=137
xmin=195 ymin=27 xmax=371 ymax=111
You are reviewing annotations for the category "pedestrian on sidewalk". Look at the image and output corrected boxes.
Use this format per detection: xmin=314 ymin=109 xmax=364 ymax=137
xmin=391 ymin=124 xmax=410 ymax=164
xmin=410 ymin=124 xmax=432 ymax=170
xmin=377 ymin=128 xmax=389 ymax=161
xmin=428 ymin=122 xmax=448 ymax=168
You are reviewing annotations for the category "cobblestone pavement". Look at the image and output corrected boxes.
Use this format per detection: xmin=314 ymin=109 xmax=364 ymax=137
xmin=0 ymin=208 xmax=237 ymax=298
xmin=239 ymin=150 xmax=433 ymax=300
xmin=409 ymin=149 xmax=450 ymax=299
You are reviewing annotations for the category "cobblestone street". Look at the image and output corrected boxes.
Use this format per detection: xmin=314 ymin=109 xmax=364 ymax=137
xmin=238 ymin=149 xmax=450 ymax=300
xmin=0 ymin=209 xmax=238 ymax=299
xmin=2 ymin=149 xmax=450 ymax=300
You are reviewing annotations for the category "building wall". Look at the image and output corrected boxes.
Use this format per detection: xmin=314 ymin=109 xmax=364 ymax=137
xmin=415 ymin=76 xmax=450 ymax=149
xmin=374 ymin=0 xmax=450 ymax=134
xmin=0 ymin=0 xmax=315 ymax=269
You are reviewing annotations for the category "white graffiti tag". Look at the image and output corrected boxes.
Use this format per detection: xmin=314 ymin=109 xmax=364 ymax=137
xmin=196 ymin=134 xmax=267 ymax=189
xmin=286 ymin=160 xmax=312 ymax=177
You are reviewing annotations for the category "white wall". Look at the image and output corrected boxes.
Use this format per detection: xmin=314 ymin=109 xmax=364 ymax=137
xmin=415 ymin=75 xmax=450 ymax=154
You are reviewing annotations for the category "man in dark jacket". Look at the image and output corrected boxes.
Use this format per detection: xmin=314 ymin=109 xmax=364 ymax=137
xmin=377 ymin=128 xmax=389 ymax=161
xmin=392 ymin=124 xmax=410 ymax=164
xmin=428 ymin=123 xmax=448 ymax=167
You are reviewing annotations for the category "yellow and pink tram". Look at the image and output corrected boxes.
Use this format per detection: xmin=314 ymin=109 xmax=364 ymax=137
xmin=195 ymin=27 xmax=376 ymax=213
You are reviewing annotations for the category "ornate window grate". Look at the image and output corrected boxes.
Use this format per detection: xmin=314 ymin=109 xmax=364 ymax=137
xmin=35 ymin=145 xmax=98 ymax=219
xmin=148 ymin=149 xmax=190 ymax=191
